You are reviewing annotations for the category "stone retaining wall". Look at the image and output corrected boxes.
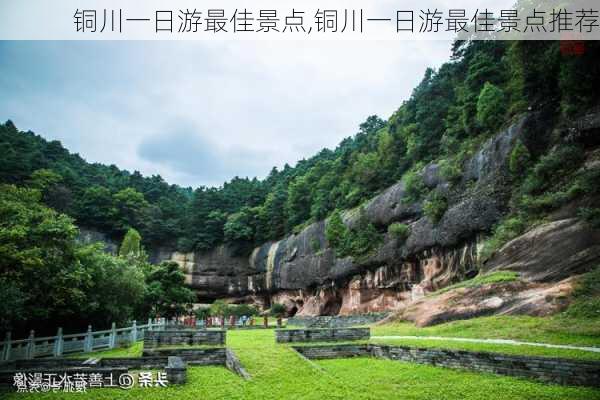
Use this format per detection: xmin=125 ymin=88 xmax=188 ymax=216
xmin=0 ymin=359 xmax=92 ymax=370
xmin=0 ymin=346 xmax=251 ymax=389
xmin=287 ymin=313 xmax=388 ymax=328
xmin=166 ymin=356 xmax=187 ymax=384
xmin=290 ymin=344 xmax=600 ymax=387
xmin=294 ymin=344 xmax=371 ymax=359
xmin=98 ymin=357 xmax=169 ymax=369
xmin=0 ymin=366 xmax=128 ymax=388
xmin=143 ymin=330 xmax=225 ymax=348
xmin=225 ymin=349 xmax=251 ymax=379
xmin=275 ymin=328 xmax=370 ymax=343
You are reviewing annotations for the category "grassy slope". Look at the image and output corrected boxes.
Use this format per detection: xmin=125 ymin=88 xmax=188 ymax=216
xmin=430 ymin=271 xmax=520 ymax=295
xmin=68 ymin=342 xmax=144 ymax=358
xmin=372 ymin=315 xmax=600 ymax=347
xmin=5 ymin=329 xmax=600 ymax=400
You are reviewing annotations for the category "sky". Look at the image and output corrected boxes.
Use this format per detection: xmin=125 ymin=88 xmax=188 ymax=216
xmin=0 ymin=40 xmax=452 ymax=188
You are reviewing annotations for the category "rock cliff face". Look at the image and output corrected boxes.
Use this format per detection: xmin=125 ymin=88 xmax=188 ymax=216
xmin=154 ymin=111 xmax=600 ymax=317
xmin=78 ymin=227 xmax=119 ymax=254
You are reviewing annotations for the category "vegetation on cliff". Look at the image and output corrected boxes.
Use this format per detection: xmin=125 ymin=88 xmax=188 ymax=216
xmin=1 ymin=41 xmax=598 ymax=257
xmin=1 ymin=40 xmax=599 ymax=333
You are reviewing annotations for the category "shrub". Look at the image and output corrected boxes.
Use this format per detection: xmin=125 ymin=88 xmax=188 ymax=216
xmin=326 ymin=207 xmax=382 ymax=259
xmin=210 ymin=300 xmax=231 ymax=317
xmin=564 ymin=267 xmax=600 ymax=319
xmin=518 ymin=159 xmax=596 ymax=217
xmin=310 ymin=238 xmax=321 ymax=253
xmin=423 ymin=191 xmax=448 ymax=224
xmin=434 ymin=271 xmax=520 ymax=295
xmin=402 ymin=168 xmax=426 ymax=204
xmin=480 ymin=216 xmax=527 ymax=262
xmin=509 ymin=140 xmax=531 ymax=175
xmin=228 ymin=304 xmax=259 ymax=318
xmin=348 ymin=213 xmax=381 ymax=257
xmin=270 ymin=303 xmax=287 ymax=317
xmin=519 ymin=190 xmax=571 ymax=215
xmin=194 ymin=307 xmax=210 ymax=320
xmin=326 ymin=209 xmax=349 ymax=250
xmin=578 ymin=207 xmax=600 ymax=229
xmin=438 ymin=158 xmax=463 ymax=184
xmin=119 ymin=228 xmax=142 ymax=257
xmin=521 ymin=144 xmax=584 ymax=195
xmin=388 ymin=222 xmax=410 ymax=242
xmin=476 ymin=82 xmax=507 ymax=132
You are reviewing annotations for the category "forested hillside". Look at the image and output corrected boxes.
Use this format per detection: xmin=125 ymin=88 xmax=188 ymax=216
xmin=0 ymin=41 xmax=600 ymax=333
xmin=2 ymin=41 xmax=598 ymax=256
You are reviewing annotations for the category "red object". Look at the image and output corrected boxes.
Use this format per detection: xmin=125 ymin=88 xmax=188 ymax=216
xmin=560 ymin=40 xmax=585 ymax=56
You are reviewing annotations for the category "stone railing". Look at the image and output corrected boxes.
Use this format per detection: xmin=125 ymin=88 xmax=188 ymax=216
xmin=275 ymin=328 xmax=370 ymax=343
xmin=0 ymin=319 xmax=166 ymax=361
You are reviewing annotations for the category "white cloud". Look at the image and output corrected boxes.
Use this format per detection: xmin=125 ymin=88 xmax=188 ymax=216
xmin=0 ymin=40 xmax=452 ymax=187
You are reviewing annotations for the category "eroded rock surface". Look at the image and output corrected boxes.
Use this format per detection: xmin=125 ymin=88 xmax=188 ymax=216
xmin=483 ymin=218 xmax=600 ymax=282
xmin=153 ymin=113 xmax=599 ymax=318
xmin=391 ymin=278 xmax=575 ymax=327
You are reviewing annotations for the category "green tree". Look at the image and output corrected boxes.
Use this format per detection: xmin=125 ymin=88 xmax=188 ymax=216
xmin=270 ymin=303 xmax=287 ymax=317
xmin=476 ymin=82 xmax=507 ymax=132
xmin=258 ymin=183 xmax=287 ymax=240
xmin=325 ymin=209 xmax=349 ymax=251
xmin=423 ymin=190 xmax=448 ymax=224
xmin=388 ymin=222 xmax=410 ymax=242
xmin=28 ymin=168 xmax=62 ymax=191
xmin=76 ymin=243 xmax=147 ymax=327
xmin=509 ymin=140 xmax=532 ymax=175
xmin=350 ymin=152 xmax=382 ymax=193
xmin=113 ymin=187 xmax=150 ymax=232
xmin=285 ymin=176 xmax=312 ymax=230
xmin=77 ymin=185 xmax=117 ymax=231
xmin=0 ymin=185 xmax=85 ymax=332
xmin=119 ymin=227 xmax=142 ymax=258
xmin=209 ymin=299 xmax=231 ymax=318
xmin=144 ymin=261 xmax=195 ymax=319
xmin=347 ymin=207 xmax=382 ymax=258
xmin=224 ymin=206 xmax=257 ymax=243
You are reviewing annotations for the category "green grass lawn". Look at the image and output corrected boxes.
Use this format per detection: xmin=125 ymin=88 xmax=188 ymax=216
xmin=372 ymin=315 xmax=600 ymax=347
xmin=68 ymin=342 xmax=144 ymax=358
xmin=5 ymin=329 xmax=600 ymax=399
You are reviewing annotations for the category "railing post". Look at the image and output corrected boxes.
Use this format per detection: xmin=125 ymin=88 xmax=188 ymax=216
xmin=147 ymin=318 xmax=152 ymax=331
xmin=131 ymin=320 xmax=137 ymax=343
xmin=84 ymin=325 xmax=93 ymax=353
xmin=2 ymin=331 xmax=11 ymax=361
xmin=26 ymin=330 xmax=35 ymax=359
xmin=53 ymin=328 xmax=63 ymax=357
xmin=109 ymin=322 xmax=116 ymax=349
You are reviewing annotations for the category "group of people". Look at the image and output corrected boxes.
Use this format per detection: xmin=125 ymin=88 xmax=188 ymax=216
xmin=205 ymin=315 xmax=258 ymax=327
xmin=171 ymin=314 xmax=282 ymax=328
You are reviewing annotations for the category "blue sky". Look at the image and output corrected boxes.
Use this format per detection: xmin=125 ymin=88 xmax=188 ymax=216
xmin=0 ymin=40 xmax=451 ymax=187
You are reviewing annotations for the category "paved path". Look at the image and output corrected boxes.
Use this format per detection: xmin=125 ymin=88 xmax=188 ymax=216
xmin=371 ymin=335 xmax=600 ymax=353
